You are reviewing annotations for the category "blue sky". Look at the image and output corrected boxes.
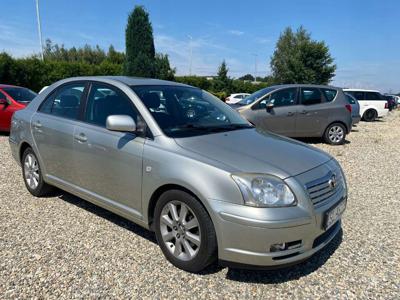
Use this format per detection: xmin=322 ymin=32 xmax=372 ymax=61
xmin=1 ymin=0 xmax=399 ymax=92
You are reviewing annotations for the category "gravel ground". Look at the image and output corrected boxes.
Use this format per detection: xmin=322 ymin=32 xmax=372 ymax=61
xmin=1 ymin=111 xmax=399 ymax=299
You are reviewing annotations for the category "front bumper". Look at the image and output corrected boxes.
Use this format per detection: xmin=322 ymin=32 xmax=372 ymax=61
xmin=208 ymin=196 xmax=344 ymax=267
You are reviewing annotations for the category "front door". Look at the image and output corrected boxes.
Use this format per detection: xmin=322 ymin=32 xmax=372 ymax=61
xmin=72 ymin=82 xmax=145 ymax=217
xmin=252 ymin=87 xmax=298 ymax=136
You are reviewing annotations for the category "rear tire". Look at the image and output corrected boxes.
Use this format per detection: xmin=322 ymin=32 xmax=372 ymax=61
xmin=363 ymin=109 xmax=377 ymax=122
xmin=22 ymin=147 xmax=53 ymax=197
xmin=324 ymin=123 xmax=346 ymax=145
xmin=154 ymin=190 xmax=217 ymax=273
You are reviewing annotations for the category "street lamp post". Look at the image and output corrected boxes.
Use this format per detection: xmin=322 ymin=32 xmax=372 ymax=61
xmin=252 ymin=53 xmax=258 ymax=83
xmin=35 ymin=0 xmax=44 ymax=60
xmin=187 ymin=35 xmax=193 ymax=75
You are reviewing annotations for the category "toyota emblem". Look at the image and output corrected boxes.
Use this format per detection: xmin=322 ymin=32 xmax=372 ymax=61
xmin=328 ymin=174 xmax=337 ymax=190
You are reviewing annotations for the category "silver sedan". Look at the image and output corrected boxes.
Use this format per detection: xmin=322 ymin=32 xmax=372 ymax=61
xmin=9 ymin=76 xmax=347 ymax=272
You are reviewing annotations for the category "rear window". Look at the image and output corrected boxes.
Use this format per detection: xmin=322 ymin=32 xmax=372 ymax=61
xmin=345 ymin=94 xmax=356 ymax=104
xmin=301 ymin=88 xmax=322 ymax=105
xmin=2 ymin=87 xmax=37 ymax=103
xmin=322 ymin=89 xmax=338 ymax=102
xmin=348 ymin=91 xmax=365 ymax=100
xmin=365 ymin=92 xmax=383 ymax=100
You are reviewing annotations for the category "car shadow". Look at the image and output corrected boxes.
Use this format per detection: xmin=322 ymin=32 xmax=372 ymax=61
xmin=225 ymin=229 xmax=343 ymax=283
xmin=294 ymin=137 xmax=351 ymax=145
xmin=57 ymin=191 xmax=158 ymax=244
xmin=55 ymin=190 xmax=224 ymax=275
xmin=52 ymin=190 xmax=342 ymax=278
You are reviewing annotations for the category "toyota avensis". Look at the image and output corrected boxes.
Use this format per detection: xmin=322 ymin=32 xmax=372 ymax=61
xmin=9 ymin=77 xmax=347 ymax=272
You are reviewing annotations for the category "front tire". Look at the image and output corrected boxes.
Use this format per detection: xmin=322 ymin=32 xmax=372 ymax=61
xmin=154 ymin=190 xmax=217 ymax=273
xmin=22 ymin=147 xmax=53 ymax=197
xmin=363 ymin=109 xmax=377 ymax=122
xmin=324 ymin=123 xmax=346 ymax=145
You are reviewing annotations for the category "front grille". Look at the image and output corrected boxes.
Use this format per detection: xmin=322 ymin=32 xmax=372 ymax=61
xmin=306 ymin=170 xmax=344 ymax=206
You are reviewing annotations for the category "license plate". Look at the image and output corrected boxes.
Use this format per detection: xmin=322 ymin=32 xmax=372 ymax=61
xmin=323 ymin=199 xmax=346 ymax=230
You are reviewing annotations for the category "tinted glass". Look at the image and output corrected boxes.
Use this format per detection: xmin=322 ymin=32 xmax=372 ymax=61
xmin=301 ymin=88 xmax=322 ymax=105
xmin=345 ymin=94 xmax=356 ymax=104
xmin=85 ymin=83 xmax=140 ymax=128
xmin=349 ymin=91 xmax=365 ymax=100
xmin=237 ymin=87 xmax=277 ymax=105
xmin=131 ymin=85 xmax=250 ymax=137
xmin=39 ymin=84 xmax=85 ymax=120
xmin=322 ymin=89 xmax=338 ymax=102
xmin=2 ymin=87 xmax=37 ymax=103
xmin=269 ymin=88 xmax=297 ymax=107
xmin=365 ymin=92 xmax=383 ymax=100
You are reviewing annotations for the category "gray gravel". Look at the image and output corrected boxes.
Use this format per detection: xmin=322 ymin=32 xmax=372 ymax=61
xmin=1 ymin=112 xmax=399 ymax=299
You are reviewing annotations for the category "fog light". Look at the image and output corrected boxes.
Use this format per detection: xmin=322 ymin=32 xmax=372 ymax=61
xmin=270 ymin=240 xmax=302 ymax=252
xmin=270 ymin=243 xmax=286 ymax=252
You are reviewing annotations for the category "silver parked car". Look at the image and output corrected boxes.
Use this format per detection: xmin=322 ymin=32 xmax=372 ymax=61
xmin=233 ymin=84 xmax=353 ymax=145
xmin=9 ymin=77 xmax=347 ymax=272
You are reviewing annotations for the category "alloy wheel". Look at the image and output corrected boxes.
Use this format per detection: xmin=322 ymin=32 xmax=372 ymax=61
xmin=159 ymin=201 xmax=201 ymax=261
xmin=24 ymin=153 xmax=40 ymax=190
xmin=328 ymin=126 xmax=344 ymax=143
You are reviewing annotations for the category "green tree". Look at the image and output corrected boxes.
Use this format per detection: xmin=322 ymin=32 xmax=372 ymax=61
xmin=155 ymin=53 xmax=175 ymax=80
xmin=239 ymin=73 xmax=255 ymax=81
xmin=212 ymin=60 xmax=232 ymax=95
xmin=124 ymin=6 xmax=155 ymax=77
xmin=270 ymin=26 xmax=336 ymax=84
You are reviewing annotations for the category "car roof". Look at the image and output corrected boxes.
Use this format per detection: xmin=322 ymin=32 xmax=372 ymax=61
xmin=267 ymin=84 xmax=341 ymax=90
xmin=61 ymin=76 xmax=193 ymax=88
xmin=0 ymin=84 xmax=23 ymax=89
xmin=343 ymin=88 xmax=380 ymax=92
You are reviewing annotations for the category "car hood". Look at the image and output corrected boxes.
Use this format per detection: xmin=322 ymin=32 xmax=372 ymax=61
xmin=174 ymin=128 xmax=332 ymax=179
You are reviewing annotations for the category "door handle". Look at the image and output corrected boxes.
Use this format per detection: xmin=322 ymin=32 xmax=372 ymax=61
xmin=287 ymin=112 xmax=295 ymax=116
xmin=74 ymin=133 xmax=87 ymax=142
xmin=300 ymin=110 xmax=308 ymax=114
xmin=32 ymin=120 xmax=42 ymax=128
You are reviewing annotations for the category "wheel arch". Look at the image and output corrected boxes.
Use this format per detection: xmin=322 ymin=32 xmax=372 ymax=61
xmin=147 ymin=184 xmax=212 ymax=231
xmin=19 ymin=141 xmax=32 ymax=163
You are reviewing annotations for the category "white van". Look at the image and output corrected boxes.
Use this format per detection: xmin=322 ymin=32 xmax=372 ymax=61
xmin=343 ymin=89 xmax=389 ymax=122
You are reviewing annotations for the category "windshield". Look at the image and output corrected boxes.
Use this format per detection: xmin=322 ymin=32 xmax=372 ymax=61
xmin=237 ymin=87 xmax=277 ymax=106
xmin=2 ymin=87 xmax=37 ymax=103
xmin=131 ymin=85 xmax=252 ymax=137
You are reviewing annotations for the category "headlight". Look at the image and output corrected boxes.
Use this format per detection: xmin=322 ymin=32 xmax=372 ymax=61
xmin=231 ymin=173 xmax=296 ymax=207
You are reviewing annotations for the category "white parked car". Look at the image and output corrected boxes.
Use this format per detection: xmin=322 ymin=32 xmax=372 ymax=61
xmin=225 ymin=93 xmax=250 ymax=104
xmin=343 ymin=89 xmax=389 ymax=122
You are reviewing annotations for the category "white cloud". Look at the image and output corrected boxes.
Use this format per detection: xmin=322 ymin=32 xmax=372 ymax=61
xmin=228 ymin=30 xmax=244 ymax=36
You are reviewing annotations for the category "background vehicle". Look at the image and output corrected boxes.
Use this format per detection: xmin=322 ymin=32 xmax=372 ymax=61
xmin=9 ymin=76 xmax=346 ymax=272
xmin=0 ymin=84 xmax=37 ymax=132
xmin=344 ymin=89 xmax=389 ymax=121
xmin=236 ymin=84 xmax=353 ymax=145
xmin=344 ymin=93 xmax=361 ymax=125
xmin=225 ymin=93 xmax=250 ymax=104
xmin=383 ymin=95 xmax=396 ymax=111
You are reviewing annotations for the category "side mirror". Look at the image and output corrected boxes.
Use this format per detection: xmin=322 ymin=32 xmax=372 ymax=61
xmin=0 ymin=98 xmax=8 ymax=105
xmin=106 ymin=115 xmax=136 ymax=132
xmin=266 ymin=103 xmax=274 ymax=112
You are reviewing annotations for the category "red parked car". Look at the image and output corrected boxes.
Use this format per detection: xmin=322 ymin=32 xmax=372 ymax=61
xmin=0 ymin=84 xmax=37 ymax=132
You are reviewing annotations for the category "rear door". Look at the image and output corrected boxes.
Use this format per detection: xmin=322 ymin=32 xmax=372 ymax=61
xmin=0 ymin=90 xmax=13 ymax=130
xmin=31 ymin=82 xmax=87 ymax=184
xmin=295 ymin=87 xmax=326 ymax=136
xmin=250 ymin=87 xmax=298 ymax=135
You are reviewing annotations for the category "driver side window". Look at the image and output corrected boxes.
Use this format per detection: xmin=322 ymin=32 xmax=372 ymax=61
xmin=258 ymin=88 xmax=297 ymax=109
